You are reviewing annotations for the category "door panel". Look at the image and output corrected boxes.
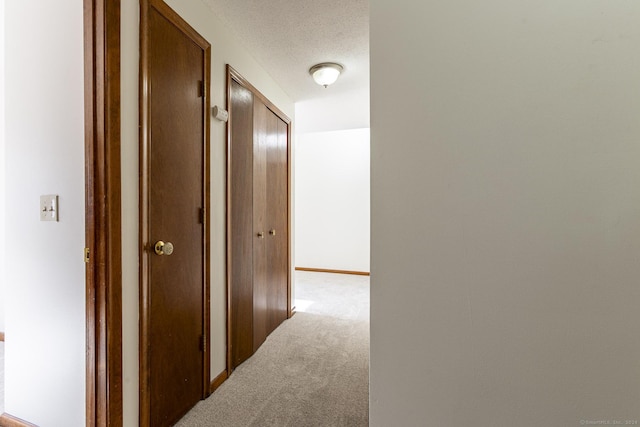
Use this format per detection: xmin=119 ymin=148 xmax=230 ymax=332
xmin=266 ymin=113 xmax=289 ymax=336
xmin=268 ymin=114 xmax=289 ymax=330
xmin=229 ymin=80 xmax=255 ymax=368
xmin=144 ymin=3 xmax=208 ymax=425
xmin=253 ymin=100 xmax=269 ymax=351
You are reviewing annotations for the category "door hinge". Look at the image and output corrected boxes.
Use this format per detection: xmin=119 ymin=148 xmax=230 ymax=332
xmin=84 ymin=247 xmax=90 ymax=263
xmin=199 ymin=207 xmax=205 ymax=224
xmin=199 ymin=334 xmax=206 ymax=351
xmin=198 ymin=80 xmax=204 ymax=98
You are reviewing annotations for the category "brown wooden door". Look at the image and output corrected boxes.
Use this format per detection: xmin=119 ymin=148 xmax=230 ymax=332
xmin=229 ymin=79 xmax=255 ymax=368
xmin=249 ymin=101 xmax=289 ymax=350
xmin=227 ymin=67 xmax=291 ymax=372
xmin=266 ymin=116 xmax=289 ymax=335
xmin=253 ymin=99 xmax=270 ymax=350
xmin=141 ymin=1 xmax=211 ymax=426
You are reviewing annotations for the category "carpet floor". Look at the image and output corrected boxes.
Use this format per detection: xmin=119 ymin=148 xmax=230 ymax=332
xmin=176 ymin=271 xmax=370 ymax=427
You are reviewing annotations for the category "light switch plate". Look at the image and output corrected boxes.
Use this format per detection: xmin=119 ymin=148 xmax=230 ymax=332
xmin=40 ymin=195 xmax=59 ymax=222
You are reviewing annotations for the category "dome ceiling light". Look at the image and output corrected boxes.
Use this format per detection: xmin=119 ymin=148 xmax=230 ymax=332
xmin=309 ymin=62 xmax=344 ymax=88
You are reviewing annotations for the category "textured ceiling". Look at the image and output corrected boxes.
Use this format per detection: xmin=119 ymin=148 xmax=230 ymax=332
xmin=201 ymin=0 xmax=369 ymax=103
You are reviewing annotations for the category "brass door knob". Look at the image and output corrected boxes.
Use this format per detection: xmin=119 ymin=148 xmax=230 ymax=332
xmin=269 ymin=229 xmax=276 ymax=236
xmin=154 ymin=240 xmax=174 ymax=256
xmin=257 ymin=232 xmax=265 ymax=238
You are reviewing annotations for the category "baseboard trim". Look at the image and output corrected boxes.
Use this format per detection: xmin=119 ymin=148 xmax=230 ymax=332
xmin=0 ymin=413 xmax=39 ymax=427
xmin=295 ymin=267 xmax=370 ymax=276
xmin=0 ymin=332 xmax=4 ymax=342
xmin=209 ymin=369 xmax=228 ymax=394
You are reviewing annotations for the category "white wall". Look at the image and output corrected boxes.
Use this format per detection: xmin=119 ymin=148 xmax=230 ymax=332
xmin=4 ymin=0 xmax=86 ymax=425
xmin=370 ymin=1 xmax=640 ymax=426
xmin=121 ymin=1 xmax=295 ymax=425
xmin=0 ymin=0 xmax=6 ymax=334
xmin=295 ymin=87 xmax=369 ymax=134
xmin=295 ymin=129 xmax=370 ymax=272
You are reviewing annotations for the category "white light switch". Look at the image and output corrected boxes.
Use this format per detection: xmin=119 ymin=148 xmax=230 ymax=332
xmin=40 ymin=195 xmax=59 ymax=222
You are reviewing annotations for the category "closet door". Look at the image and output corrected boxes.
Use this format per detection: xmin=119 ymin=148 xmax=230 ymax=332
xmin=229 ymin=79 xmax=255 ymax=368
xmin=252 ymin=99 xmax=270 ymax=350
xmin=266 ymin=115 xmax=289 ymax=336
xmin=227 ymin=66 xmax=292 ymax=372
xmin=253 ymin=101 xmax=288 ymax=346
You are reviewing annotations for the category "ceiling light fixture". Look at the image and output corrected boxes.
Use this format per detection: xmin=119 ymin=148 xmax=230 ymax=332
xmin=309 ymin=62 xmax=343 ymax=88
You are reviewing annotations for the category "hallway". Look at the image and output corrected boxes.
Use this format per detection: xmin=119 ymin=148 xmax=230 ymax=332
xmin=176 ymin=271 xmax=370 ymax=426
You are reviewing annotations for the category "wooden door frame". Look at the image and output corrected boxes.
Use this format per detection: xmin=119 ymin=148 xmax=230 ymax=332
xmin=84 ymin=0 xmax=123 ymax=426
xmin=139 ymin=0 xmax=212 ymax=425
xmin=225 ymin=65 xmax=293 ymax=375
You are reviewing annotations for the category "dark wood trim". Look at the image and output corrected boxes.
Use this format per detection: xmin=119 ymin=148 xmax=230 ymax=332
xmin=225 ymin=67 xmax=233 ymax=377
xmin=295 ymin=267 xmax=371 ymax=276
xmin=286 ymin=106 xmax=293 ymax=319
xmin=0 ymin=413 xmax=38 ymax=427
xmin=138 ymin=0 xmax=150 ymax=423
xmin=84 ymin=0 xmax=123 ymax=426
xmin=202 ymin=29 xmax=213 ymax=404
xmin=0 ymin=332 xmax=4 ymax=342
xmin=139 ymin=1 xmax=212 ymax=425
xmin=209 ymin=370 xmax=228 ymax=394
xmin=225 ymin=65 xmax=293 ymax=375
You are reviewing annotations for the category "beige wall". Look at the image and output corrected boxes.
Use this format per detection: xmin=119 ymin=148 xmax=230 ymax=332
xmin=121 ymin=0 xmax=294 ymax=425
xmin=370 ymin=1 xmax=640 ymax=425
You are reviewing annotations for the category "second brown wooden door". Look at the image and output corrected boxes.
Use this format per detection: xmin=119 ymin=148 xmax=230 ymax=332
xmin=228 ymin=68 xmax=290 ymax=371
xmin=253 ymin=100 xmax=289 ymax=349
xmin=266 ymin=107 xmax=289 ymax=339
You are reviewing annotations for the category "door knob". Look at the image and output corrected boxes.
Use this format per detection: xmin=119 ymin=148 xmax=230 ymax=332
xmin=257 ymin=232 xmax=265 ymax=238
xmin=154 ymin=240 xmax=174 ymax=256
xmin=269 ymin=229 xmax=276 ymax=236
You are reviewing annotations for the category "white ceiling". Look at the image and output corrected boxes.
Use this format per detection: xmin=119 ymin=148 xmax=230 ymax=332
xmin=201 ymin=0 xmax=370 ymax=103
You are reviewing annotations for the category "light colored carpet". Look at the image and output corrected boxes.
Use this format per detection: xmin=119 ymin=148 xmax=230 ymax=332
xmin=176 ymin=271 xmax=370 ymax=427
xmin=294 ymin=271 xmax=369 ymax=323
